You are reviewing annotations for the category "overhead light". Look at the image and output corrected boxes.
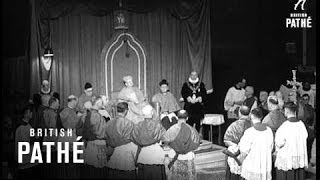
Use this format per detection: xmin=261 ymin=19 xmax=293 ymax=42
xmin=44 ymin=47 xmax=54 ymax=57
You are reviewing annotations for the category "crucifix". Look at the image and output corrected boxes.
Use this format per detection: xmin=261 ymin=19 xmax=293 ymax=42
xmin=286 ymin=69 xmax=302 ymax=104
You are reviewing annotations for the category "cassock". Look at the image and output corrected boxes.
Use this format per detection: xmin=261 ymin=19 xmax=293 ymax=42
xmin=224 ymin=86 xmax=246 ymax=119
xmin=262 ymin=109 xmax=286 ymax=134
xmin=81 ymin=109 xmax=110 ymax=178
xmin=42 ymin=108 xmax=59 ymax=143
xmin=258 ymin=102 xmax=269 ymax=118
xmin=57 ymin=107 xmax=81 ymax=178
xmin=223 ymin=117 xmax=252 ymax=180
xmin=152 ymin=92 xmax=180 ymax=114
xmin=243 ymin=96 xmax=257 ymax=111
xmin=238 ymin=124 xmax=274 ymax=180
xmin=104 ymin=115 xmax=137 ymax=179
xmin=181 ymin=80 xmax=207 ymax=131
xmin=15 ymin=121 xmax=39 ymax=173
xmin=77 ymin=93 xmax=95 ymax=114
xmin=118 ymin=86 xmax=149 ymax=124
xmin=223 ymin=117 xmax=252 ymax=146
xmin=274 ymin=117 xmax=308 ymax=180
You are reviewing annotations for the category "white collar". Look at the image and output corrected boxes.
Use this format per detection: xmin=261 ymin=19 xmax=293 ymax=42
xmin=188 ymin=77 xmax=199 ymax=84
xmin=41 ymin=88 xmax=50 ymax=94
xmin=287 ymin=114 xmax=296 ymax=119
xmin=22 ymin=118 xmax=29 ymax=124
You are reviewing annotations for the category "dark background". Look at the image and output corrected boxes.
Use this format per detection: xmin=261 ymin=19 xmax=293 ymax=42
xmin=1 ymin=0 xmax=316 ymax=115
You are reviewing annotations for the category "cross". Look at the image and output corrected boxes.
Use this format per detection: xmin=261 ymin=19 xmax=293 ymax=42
xmin=286 ymin=70 xmax=302 ymax=103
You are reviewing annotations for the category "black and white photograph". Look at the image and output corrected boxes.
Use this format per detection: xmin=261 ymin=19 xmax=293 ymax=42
xmin=1 ymin=0 xmax=317 ymax=179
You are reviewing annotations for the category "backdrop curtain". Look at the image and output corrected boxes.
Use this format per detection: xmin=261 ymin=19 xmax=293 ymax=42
xmin=29 ymin=0 xmax=212 ymax=106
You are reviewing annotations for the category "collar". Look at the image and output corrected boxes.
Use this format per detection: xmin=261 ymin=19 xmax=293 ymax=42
xmin=91 ymin=106 xmax=100 ymax=111
xmin=188 ymin=77 xmax=199 ymax=84
xmin=253 ymin=122 xmax=266 ymax=131
xmin=288 ymin=117 xmax=299 ymax=122
xmin=48 ymin=107 xmax=57 ymax=112
xmin=22 ymin=118 xmax=29 ymax=124
xmin=239 ymin=116 xmax=250 ymax=121
xmin=233 ymin=85 xmax=242 ymax=90
xmin=41 ymin=88 xmax=50 ymax=94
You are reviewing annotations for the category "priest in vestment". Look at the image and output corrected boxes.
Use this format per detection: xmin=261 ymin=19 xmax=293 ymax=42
xmin=224 ymin=78 xmax=246 ymax=120
xmin=262 ymin=96 xmax=286 ymax=134
xmin=152 ymin=79 xmax=180 ymax=115
xmin=118 ymin=75 xmax=149 ymax=124
xmin=274 ymin=102 xmax=308 ymax=180
xmin=77 ymin=82 xmax=96 ymax=114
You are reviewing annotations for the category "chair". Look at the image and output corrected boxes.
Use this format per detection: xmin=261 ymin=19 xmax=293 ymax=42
xmin=101 ymin=31 xmax=147 ymax=102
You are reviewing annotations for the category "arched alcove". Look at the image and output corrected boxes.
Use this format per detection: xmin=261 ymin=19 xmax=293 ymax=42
xmin=101 ymin=31 xmax=147 ymax=100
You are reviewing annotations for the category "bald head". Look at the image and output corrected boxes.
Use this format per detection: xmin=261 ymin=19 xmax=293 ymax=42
xmin=239 ymin=105 xmax=250 ymax=117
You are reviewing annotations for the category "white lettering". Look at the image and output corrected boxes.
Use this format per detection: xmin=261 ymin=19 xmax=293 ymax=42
xmin=60 ymin=129 xmax=65 ymax=137
xmin=307 ymin=17 xmax=312 ymax=28
xmin=286 ymin=19 xmax=291 ymax=28
xmin=43 ymin=142 xmax=54 ymax=163
xmin=37 ymin=128 xmax=42 ymax=137
xmin=57 ymin=142 xmax=69 ymax=163
xmin=18 ymin=142 xmax=30 ymax=163
xmin=73 ymin=137 xmax=84 ymax=163
xmin=30 ymin=142 xmax=43 ymax=163
xmin=30 ymin=129 xmax=34 ymax=137
xmin=67 ymin=129 xmax=72 ymax=137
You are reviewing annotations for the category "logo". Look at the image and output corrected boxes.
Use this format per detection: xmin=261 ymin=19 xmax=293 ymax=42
xmin=294 ymin=0 xmax=307 ymax=10
xmin=286 ymin=0 xmax=312 ymax=28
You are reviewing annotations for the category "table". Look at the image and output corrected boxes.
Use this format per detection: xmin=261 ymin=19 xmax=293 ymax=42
xmin=201 ymin=114 xmax=225 ymax=145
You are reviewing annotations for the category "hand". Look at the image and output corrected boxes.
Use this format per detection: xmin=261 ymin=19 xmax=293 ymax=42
xmin=187 ymin=96 xmax=192 ymax=103
xmin=237 ymin=153 xmax=247 ymax=164
xmin=197 ymin=97 xmax=202 ymax=103
xmin=77 ymin=112 xmax=83 ymax=117
xmin=309 ymin=126 xmax=314 ymax=131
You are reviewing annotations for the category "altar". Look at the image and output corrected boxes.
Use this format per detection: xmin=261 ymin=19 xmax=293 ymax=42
xmin=164 ymin=140 xmax=226 ymax=180
xmin=194 ymin=140 xmax=226 ymax=180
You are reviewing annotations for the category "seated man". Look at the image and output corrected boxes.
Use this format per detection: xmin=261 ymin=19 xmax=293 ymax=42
xmin=152 ymin=79 xmax=180 ymax=115
xmin=40 ymin=80 xmax=51 ymax=107
xmin=118 ymin=75 xmax=149 ymax=124
xmin=77 ymin=82 xmax=96 ymax=114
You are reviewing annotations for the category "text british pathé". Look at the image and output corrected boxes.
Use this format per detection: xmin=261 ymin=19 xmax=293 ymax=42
xmin=17 ymin=128 xmax=84 ymax=164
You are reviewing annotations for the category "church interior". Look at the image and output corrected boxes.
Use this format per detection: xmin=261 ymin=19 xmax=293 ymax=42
xmin=1 ymin=0 xmax=317 ymax=179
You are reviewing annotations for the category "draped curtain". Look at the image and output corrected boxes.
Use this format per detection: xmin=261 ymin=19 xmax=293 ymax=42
xmin=29 ymin=0 xmax=212 ymax=106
